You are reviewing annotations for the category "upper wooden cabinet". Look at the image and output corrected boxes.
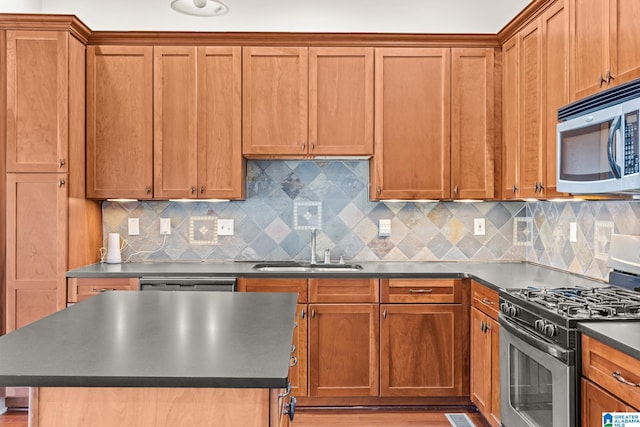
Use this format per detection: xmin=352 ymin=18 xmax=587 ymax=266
xmin=86 ymin=45 xmax=154 ymax=199
xmin=242 ymin=46 xmax=374 ymax=157
xmin=502 ymin=0 xmax=569 ymax=199
xmin=154 ymin=46 xmax=244 ymax=199
xmin=372 ymin=47 xmax=495 ymax=200
xmin=451 ymin=48 xmax=495 ymax=199
xmin=372 ymin=48 xmax=451 ymax=200
xmin=570 ymin=0 xmax=640 ymax=101
xmin=5 ymin=31 xmax=69 ymax=173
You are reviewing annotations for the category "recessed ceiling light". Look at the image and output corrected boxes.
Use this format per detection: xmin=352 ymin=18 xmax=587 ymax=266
xmin=170 ymin=0 xmax=229 ymax=17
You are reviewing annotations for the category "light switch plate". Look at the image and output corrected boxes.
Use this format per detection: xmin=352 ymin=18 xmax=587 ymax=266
xmin=570 ymin=222 xmax=577 ymax=242
xmin=217 ymin=219 xmax=234 ymax=236
xmin=160 ymin=218 xmax=171 ymax=235
xmin=379 ymin=219 xmax=391 ymax=237
xmin=128 ymin=218 xmax=140 ymax=236
xmin=474 ymin=218 xmax=486 ymax=236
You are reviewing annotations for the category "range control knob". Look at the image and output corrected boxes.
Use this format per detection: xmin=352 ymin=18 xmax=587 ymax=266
xmin=500 ymin=302 xmax=509 ymax=315
xmin=508 ymin=305 xmax=519 ymax=317
xmin=544 ymin=324 xmax=558 ymax=338
xmin=534 ymin=319 xmax=545 ymax=332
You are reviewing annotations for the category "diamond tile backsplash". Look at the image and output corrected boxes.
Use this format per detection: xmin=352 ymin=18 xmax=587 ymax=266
xmin=102 ymin=160 xmax=640 ymax=281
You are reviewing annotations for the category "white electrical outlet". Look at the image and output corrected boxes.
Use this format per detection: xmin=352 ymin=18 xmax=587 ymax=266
xmin=128 ymin=218 xmax=140 ymax=236
xmin=217 ymin=219 xmax=234 ymax=236
xmin=160 ymin=218 xmax=171 ymax=235
xmin=570 ymin=222 xmax=577 ymax=242
xmin=474 ymin=218 xmax=486 ymax=236
xmin=379 ymin=219 xmax=391 ymax=237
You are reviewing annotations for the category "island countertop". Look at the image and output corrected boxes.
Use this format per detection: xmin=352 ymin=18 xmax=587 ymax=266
xmin=0 ymin=291 xmax=298 ymax=389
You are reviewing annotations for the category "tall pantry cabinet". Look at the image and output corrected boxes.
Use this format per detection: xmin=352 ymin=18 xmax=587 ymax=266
xmin=1 ymin=17 xmax=102 ymax=334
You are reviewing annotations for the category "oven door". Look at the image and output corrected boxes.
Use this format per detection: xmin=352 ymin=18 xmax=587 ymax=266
xmin=499 ymin=314 xmax=576 ymax=427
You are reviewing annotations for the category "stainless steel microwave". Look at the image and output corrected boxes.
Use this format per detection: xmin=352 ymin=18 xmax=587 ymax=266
xmin=557 ymin=79 xmax=640 ymax=194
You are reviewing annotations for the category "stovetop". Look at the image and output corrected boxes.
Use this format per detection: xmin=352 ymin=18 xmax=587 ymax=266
xmin=505 ymin=286 xmax=640 ymax=320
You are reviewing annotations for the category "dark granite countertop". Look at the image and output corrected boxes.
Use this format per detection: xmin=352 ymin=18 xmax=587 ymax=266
xmin=0 ymin=291 xmax=297 ymax=389
xmin=66 ymin=260 xmax=605 ymax=292
xmin=578 ymin=322 xmax=640 ymax=361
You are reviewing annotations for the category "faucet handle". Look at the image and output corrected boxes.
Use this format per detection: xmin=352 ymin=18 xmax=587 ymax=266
xmin=324 ymin=248 xmax=331 ymax=264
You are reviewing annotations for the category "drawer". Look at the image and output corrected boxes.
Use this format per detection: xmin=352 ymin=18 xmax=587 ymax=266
xmin=381 ymin=278 xmax=461 ymax=303
xmin=471 ymin=280 xmax=499 ymax=319
xmin=309 ymin=278 xmax=379 ymax=303
xmin=237 ymin=278 xmax=308 ymax=303
xmin=67 ymin=277 xmax=139 ymax=303
xmin=582 ymin=334 xmax=640 ymax=409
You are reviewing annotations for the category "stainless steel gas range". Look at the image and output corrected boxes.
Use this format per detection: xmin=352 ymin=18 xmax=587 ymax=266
xmin=499 ymin=234 xmax=640 ymax=427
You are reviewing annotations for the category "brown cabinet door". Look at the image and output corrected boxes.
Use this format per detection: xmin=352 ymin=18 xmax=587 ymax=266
xmin=502 ymin=36 xmax=520 ymax=199
xmin=581 ymin=379 xmax=630 ymax=427
xmin=470 ymin=307 xmax=491 ymax=416
xmin=380 ymin=303 xmax=464 ymax=397
xmin=242 ymin=47 xmax=308 ymax=156
xmin=197 ymin=46 xmax=244 ymax=199
xmin=5 ymin=30 xmax=68 ymax=173
xmin=450 ymin=48 xmax=495 ymax=199
xmin=86 ymin=45 xmax=153 ymax=199
xmin=308 ymin=303 xmax=379 ymax=397
xmin=470 ymin=308 xmax=501 ymax=427
xmin=518 ymin=19 xmax=542 ymax=199
xmin=5 ymin=173 xmax=68 ymax=332
xmin=540 ymin=0 xmax=569 ymax=198
xmin=372 ymin=48 xmax=451 ymax=200
xmin=153 ymin=46 xmax=198 ymax=199
xmin=309 ymin=47 xmax=374 ymax=156
xmin=609 ymin=0 xmax=640 ymax=87
xmin=569 ymin=0 xmax=609 ymax=100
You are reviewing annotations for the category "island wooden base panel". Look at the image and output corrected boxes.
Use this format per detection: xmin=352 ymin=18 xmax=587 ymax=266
xmin=29 ymin=387 xmax=274 ymax=427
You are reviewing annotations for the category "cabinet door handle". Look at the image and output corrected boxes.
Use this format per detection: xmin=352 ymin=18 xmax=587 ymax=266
xmin=409 ymin=289 xmax=432 ymax=293
xmin=310 ymin=143 xmax=315 ymax=151
xmin=59 ymin=159 xmax=66 ymax=168
xmin=92 ymin=288 xmax=113 ymax=293
xmin=383 ymin=309 xmax=387 ymax=319
xmin=453 ymin=185 xmax=458 ymax=197
xmin=612 ymin=371 xmax=640 ymax=387
xmin=145 ymin=185 xmax=151 ymax=194
xmin=301 ymin=309 xmax=305 ymax=319
xmin=284 ymin=396 xmax=296 ymax=422
xmin=480 ymin=298 xmax=494 ymax=306
xmin=58 ymin=178 xmax=66 ymax=188
xmin=606 ymin=70 xmax=615 ymax=84
xmin=290 ymin=355 xmax=298 ymax=367
xmin=377 ymin=186 xmax=382 ymax=195
xmin=534 ymin=182 xmax=539 ymax=193
xmin=191 ymin=186 xmax=196 ymax=194
xmin=512 ymin=185 xmax=518 ymax=194
xmin=480 ymin=320 xmax=486 ymax=332
xmin=301 ymin=143 xmax=306 ymax=151
xmin=199 ymin=185 xmax=204 ymax=194
xmin=311 ymin=309 xmax=315 ymax=319
xmin=278 ymin=382 xmax=291 ymax=398
xmin=599 ymin=73 xmax=607 ymax=87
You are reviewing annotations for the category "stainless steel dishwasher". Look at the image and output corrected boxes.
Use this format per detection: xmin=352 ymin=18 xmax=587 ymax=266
xmin=139 ymin=276 xmax=237 ymax=292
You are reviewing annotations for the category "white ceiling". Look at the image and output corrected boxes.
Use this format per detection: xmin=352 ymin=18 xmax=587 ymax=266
xmin=1 ymin=0 xmax=532 ymax=33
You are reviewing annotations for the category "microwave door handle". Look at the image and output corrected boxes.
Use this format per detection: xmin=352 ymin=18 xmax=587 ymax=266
xmin=608 ymin=115 xmax=622 ymax=178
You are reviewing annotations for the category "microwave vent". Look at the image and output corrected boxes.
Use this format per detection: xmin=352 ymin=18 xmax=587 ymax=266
xmin=558 ymin=77 xmax=640 ymax=121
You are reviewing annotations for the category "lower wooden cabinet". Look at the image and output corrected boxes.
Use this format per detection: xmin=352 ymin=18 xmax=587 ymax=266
xmin=380 ymin=303 xmax=464 ymax=396
xmin=66 ymin=277 xmax=139 ymax=304
xmin=581 ymin=334 xmax=640 ymax=426
xmin=581 ymin=378 xmax=634 ymax=427
xmin=308 ymin=302 xmax=379 ymax=397
xmin=469 ymin=280 xmax=500 ymax=426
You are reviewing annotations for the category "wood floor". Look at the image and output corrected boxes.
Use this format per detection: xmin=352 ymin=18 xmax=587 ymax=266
xmin=0 ymin=407 xmax=489 ymax=427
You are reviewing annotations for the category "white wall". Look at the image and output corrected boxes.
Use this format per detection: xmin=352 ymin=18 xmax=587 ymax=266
xmin=0 ymin=0 xmax=42 ymax=13
xmin=37 ymin=0 xmax=531 ymax=33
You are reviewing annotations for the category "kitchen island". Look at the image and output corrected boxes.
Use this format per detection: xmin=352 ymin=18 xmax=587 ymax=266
xmin=0 ymin=291 xmax=298 ymax=426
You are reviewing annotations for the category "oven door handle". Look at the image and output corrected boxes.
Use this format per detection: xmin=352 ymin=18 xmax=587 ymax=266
xmin=499 ymin=313 xmax=570 ymax=364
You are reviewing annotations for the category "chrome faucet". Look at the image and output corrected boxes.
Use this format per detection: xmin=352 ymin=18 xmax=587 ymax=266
xmin=310 ymin=229 xmax=317 ymax=264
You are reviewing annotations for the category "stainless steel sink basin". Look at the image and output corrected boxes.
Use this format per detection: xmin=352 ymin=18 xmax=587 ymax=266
xmin=252 ymin=262 xmax=363 ymax=272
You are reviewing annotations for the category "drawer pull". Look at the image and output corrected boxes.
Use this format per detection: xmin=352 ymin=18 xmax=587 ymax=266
xmin=92 ymin=288 xmax=113 ymax=293
xmin=290 ymin=356 xmax=298 ymax=367
xmin=480 ymin=298 xmax=495 ymax=305
xmin=612 ymin=371 xmax=640 ymax=387
xmin=409 ymin=289 xmax=432 ymax=294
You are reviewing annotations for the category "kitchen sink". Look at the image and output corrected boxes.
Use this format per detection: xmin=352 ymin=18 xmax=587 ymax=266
xmin=252 ymin=262 xmax=363 ymax=272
